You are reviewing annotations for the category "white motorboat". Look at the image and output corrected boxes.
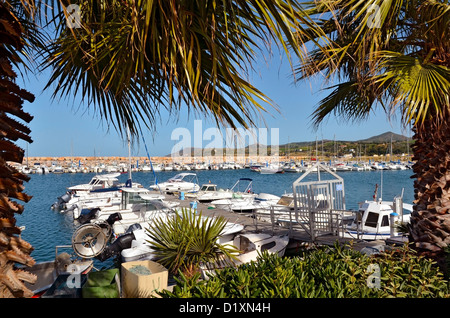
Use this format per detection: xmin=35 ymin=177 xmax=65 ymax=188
xmin=253 ymin=193 xmax=296 ymax=222
xmin=200 ymin=233 xmax=290 ymax=278
xmin=227 ymin=198 xmax=260 ymax=212
xmin=253 ymin=192 xmax=338 ymax=224
xmin=209 ymin=178 xmax=256 ymax=209
xmin=75 ymin=187 xmax=175 ymax=236
xmin=343 ymin=197 xmax=413 ymax=240
xmin=255 ymin=193 xmax=281 ymax=202
xmin=332 ymin=163 xmax=352 ymax=171
xmin=70 ymin=191 xmax=123 ymax=219
xmin=282 ymin=162 xmax=301 ymax=173
xmin=69 ymin=173 xmax=123 ymax=192
xmin=72 ymin=188 xmax=178 ymax=220
xmin=150 ymin=173 xmax=200 ymax=193
xmin=232 ymin=233 xmax=290 ymax=265
xmin=260 ymin=164 xmax=283 ymax=174
xmin=196 ymin=184 xmax=234 ymax=203
xmin=351 ymin=164 xmax=364 ymax=171
xmin=249 ymin=164 xmax=262 ymax=172
xmin=51 ymin=173 xmax=142 ymax=212
xmin=228 ymin=193 xmax=281 ymax=213
xmin=52 ymin=165 xmax=64 ymax=174
xmin=33 ymin=163 xmax=50 ymax=174
xmin=184 ymin=183 xmax=218 ymax=199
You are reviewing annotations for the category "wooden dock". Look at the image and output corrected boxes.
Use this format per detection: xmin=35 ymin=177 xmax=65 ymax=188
xmin=163 ymin=192 xmax=398 ymax=253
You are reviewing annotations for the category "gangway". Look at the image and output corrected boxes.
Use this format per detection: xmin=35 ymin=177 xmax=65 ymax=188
xmin=288 ymin=162 xmax=349 ymax=241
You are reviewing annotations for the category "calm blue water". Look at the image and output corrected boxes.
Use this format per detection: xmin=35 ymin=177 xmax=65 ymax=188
xmin=16 ymin=168 xmax=414 ymax=263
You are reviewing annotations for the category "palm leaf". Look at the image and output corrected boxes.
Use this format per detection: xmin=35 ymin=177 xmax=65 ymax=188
xmin=295 ymin=0 xmax=450 ymax=129
xmin=41 ymin=0 xmax=313 ymax=137
xmin=373 ymin=51 xmax=450 ymax=126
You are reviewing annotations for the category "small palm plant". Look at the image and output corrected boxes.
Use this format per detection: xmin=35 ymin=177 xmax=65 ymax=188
xmin=145 ymin=208 xmax=239 ymax=278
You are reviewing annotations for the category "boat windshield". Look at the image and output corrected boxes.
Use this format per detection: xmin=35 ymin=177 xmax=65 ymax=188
xmin=365 ymin=212 xmax=379 ymax=228
xmin=122 ymin=191 xmax=147 ymax=209
xmin=200 ymin=185 xmax=216 ymax=191
xmin=169 ymin=174 xmax=187 ymax=182
xmin=89 ymin=178 xmax=100 ymax=185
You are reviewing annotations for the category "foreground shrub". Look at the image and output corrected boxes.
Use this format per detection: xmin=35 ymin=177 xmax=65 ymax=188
xmin=159 ymin=243 xmax=449 ymax=298
xmin=146 ymin=208 xmax=239 ymax=277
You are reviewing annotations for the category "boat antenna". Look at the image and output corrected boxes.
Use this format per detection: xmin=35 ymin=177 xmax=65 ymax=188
xmin=126 ymin=126 xmax=132 ymax=182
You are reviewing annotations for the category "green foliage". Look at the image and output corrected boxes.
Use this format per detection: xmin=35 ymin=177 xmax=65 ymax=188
xmin=42 ymin=0 xmax=312 ymax=137
xmin=146 ymin=208 xmax=239 ymax=277
xmin=296 ymin=0 xmax=450 ymax=129
xmin=159 ymin=243 xmax=449 ymax=298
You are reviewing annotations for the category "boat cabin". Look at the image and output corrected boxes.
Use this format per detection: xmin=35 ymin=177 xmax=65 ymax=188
xmin=120 ymin=188 xmax=169 ymax=211
xmin=68 ymin=173 xmax=121 ymax=192
xmin=348 ymin=199 xmax=413 ymax=239
xmin=199 ymin=184 xmax=218 ymax=192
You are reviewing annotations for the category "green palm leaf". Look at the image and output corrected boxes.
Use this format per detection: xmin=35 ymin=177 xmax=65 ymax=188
xmin=373 ymin=51 xmax=450 ymax=126
xmin=41 ymin=0 xmax=314 ymax=137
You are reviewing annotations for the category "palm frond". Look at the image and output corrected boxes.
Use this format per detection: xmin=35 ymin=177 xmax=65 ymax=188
xmin=296 ymin=0 xmax=450 ymax=128
xmin=311 ymin=79 xmax=380 ymax=127
xmin=41 ymin=0 xmax=312 ymax=137
xmin=373 ymin=51 xmax=450 ymax=126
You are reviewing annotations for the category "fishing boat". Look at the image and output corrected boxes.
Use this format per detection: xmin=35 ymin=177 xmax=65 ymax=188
xmin=150 ymin=173 xmax=200 ymax=193
xmin=343 ymin=196 xmax=413 ymax=240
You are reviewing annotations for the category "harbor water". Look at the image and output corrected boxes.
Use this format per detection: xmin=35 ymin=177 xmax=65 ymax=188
xmin=16 ymin=168 xmax=414 ymax=264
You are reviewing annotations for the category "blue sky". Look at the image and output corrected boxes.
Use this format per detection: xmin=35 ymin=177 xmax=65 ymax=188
xmin=17 ymin=50 xmax=409 ymax=158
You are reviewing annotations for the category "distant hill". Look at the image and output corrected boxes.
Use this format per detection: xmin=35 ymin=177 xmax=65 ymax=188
xmin=356 ymin=131 xmax=408 ymax=143
xmin=278 ymin=131 xmax=408 ymax=148
xmin=168 ymin=131 xmax=409 ymax=156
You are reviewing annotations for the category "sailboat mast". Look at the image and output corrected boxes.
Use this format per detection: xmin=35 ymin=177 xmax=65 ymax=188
xmin=127 ymin=126 xmax=132 ymax=181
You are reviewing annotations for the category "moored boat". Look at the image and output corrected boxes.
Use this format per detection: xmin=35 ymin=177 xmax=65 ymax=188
xmin=200 ymin=233 xmax=290 ymax=278
xmin=343 ymin=196 xmax=412 ymax=240
xmin=51 ymin=173 xmax=142 ymax=212
xmin=194 ymin=183 xmax=234 ymax=203
xmin=149 ymin=173 xmax=200 ymax=193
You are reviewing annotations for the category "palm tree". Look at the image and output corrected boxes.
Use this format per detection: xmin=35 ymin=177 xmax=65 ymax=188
xmin=294 ymin=0 xmax=449 ymax=266
xmin=1 ymin=0 xmax=313 ymax=297
xmin=146 ymin=208 xmax=239 ymax=277
xmin=0 ymin=1 xmax=41 ymax=297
